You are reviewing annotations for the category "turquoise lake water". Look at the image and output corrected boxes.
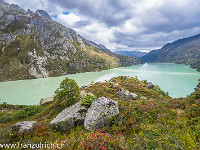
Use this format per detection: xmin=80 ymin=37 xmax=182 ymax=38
xmin=0 ymin=63 xmax=200 ymax=105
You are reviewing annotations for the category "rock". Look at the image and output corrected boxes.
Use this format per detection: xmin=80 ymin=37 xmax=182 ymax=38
xmin=109 ymin=78 xmax=116 ymax=83
xmin=11 ymin=121 xmax=37 ymax=134
xmin=128 ymin=93 xmax=138 ymax=100
xmin=11 ymin=4 xmax=25 ymax=11
xmin=146 ymin=84 xmax=154 ymax=89
xmin=113 ymin=83 xmax=119 ymax=87
xmin=50 ymin=101 xmax=87 ymax=131
xmin=116 ymin=90 xmax=129 ymax=98
xmin=84 ymin=97 xmax=119 ymax=130
xmin=35 ymin=10 xmax=51 ymax=19
xmin=80 ymin=91 xmax=94 ymax=99
xmin=196 ymin=87 xmax=200 ymax=91
xmin=140 ymin=96 xmax=147 ymax=100
xmin=40 ymin=97 xmax=54 ymax=105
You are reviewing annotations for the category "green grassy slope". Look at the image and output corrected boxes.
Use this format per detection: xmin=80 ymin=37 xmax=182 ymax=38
xmin=0 ymin=76 xmax=199 ymax=149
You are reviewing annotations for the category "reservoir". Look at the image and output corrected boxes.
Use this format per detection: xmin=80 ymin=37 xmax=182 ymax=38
xmin=0 ymin=63 xmax=200 ymax=105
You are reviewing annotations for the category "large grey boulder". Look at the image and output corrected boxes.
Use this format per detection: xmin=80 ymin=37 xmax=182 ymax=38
xmin=128 ymin=93 xmax=138 ymax=100
xmin=50 ymin=101 xmax=87 ymax=131
xmin=116 ymin=90 xmax=129 ymax=98
xmin=84 ymin=97 xmax=119 ymax=130
xmin=11 ymin=121 xmax=37 ymax=134
xmin=40 ymin=97 xmax=54 ymax=105
xmin=146 ymin=84 xmax=154 ymax=89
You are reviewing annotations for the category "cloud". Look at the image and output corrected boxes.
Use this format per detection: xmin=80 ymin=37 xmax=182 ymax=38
xmin=4 ymin=0 xmax=200 ymax=52
xmin=57 ymin=13 xmax=81 ymax=27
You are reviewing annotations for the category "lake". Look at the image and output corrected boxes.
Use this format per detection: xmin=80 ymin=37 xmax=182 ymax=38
xmin=0 ymin=63 xmax=200 ymax=105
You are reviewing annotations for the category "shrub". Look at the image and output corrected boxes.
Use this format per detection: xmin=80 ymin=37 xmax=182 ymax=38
xmin=154 ymin=84 xmax=168 ymax=96
xmin=186 ymin=100 xmax=200 ymax=125
xmin=77 ymin=130 xmax=121 ymax=150
xmin=55 ymin=77 xmax=80 ymax=107
xmin=81 ymin=94 xmax=96 ymax=108
xmin=0 ymin=105 xmax=43 ymax=123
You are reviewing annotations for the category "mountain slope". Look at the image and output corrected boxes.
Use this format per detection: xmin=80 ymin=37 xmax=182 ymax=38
xmin=0 ymin=1 xmax=143 ymax=82
xmin=114 ymin=50 xmax=147 ymax=58
xmin=141 ymin=34 xmax=200 ymax=71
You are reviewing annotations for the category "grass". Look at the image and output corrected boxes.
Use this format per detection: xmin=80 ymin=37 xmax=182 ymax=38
xmin=0 ymin=76 xmax=200 ymax=149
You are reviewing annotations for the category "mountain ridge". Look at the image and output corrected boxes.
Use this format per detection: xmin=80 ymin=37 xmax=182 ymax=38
xmin=141 ymin=34 xmax=200 ymax=71
xmin=114 ymin=50 xmax=147 ymax=58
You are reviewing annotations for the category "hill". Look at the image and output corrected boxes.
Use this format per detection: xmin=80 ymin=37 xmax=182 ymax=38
xmin=0 ymin=1 xmax=142 ymax=82
xmin=0 ymin=76 xmax=200 ymax=149
xmin=141 ymin=34 xmax=200 ymax=71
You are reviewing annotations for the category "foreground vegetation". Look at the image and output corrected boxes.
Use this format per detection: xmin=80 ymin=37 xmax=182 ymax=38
xmin=0 ymin=76 xmax=200 ymax=149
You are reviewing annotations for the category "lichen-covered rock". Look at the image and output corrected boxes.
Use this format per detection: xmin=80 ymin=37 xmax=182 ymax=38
xmin=40 ymin=97 xmax=54 ymax=105
xmin=113 ymin=83 xmax=119 ymax=87
xmin=116 ymin=90 xmax=129 ymax=98
xmin=11 ymin=121 xmax=37 ymax=134
xmin=140 ymin=96 xmax=147 ymax=100
xmin=109 ymin=78 xmax=116 ymax=83
xmin=84 ymin=97 xmax=119 ymax=130
xmin=146 ymin=84 xmax=154 ymax=89
xmin=128 ymin=93 xmax=138 ymax=100
xmin=50 ymin=101 xmax=87 ymax=131
xmin=80 ymin=91 xmax=94 ymax=99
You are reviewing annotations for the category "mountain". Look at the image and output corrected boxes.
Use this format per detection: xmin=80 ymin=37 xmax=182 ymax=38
xmin=0 ymin=1 xmax=143 ymax=82
xmin=141 ymin=34 xmax=200 ymax=71
xmin=114 ymin=50 xmax=147 ymax=58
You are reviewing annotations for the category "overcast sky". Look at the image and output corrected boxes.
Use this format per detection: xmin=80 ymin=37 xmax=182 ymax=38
xmin=5 ymin=0 xmax=200 ymax=52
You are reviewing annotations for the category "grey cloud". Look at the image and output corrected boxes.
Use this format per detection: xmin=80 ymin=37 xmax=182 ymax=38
xmin=48 ymin=0 xmax=133 ymax=27
xmin=4 ymin=0 xmax=200 ymax=52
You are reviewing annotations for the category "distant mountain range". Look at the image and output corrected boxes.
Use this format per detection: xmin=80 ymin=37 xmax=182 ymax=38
xmin=0 ymin=0 xmax=142 ymax=82
xmin=141 ymin=34 xmax=200 ymax=71
xmin=114 ymin=51 xmax=147 ymax=58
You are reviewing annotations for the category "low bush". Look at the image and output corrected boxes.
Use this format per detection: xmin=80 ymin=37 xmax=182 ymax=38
xmin=77 ymin=130 xmax=121 ymax=150
xmin=0 ymin=105 xmax=43 ymax=123
xmin=81 ymin=94 xmax=96 ymax=108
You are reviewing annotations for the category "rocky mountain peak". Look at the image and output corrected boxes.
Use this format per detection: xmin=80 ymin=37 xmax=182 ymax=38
xmin=35 ymin=10 xmax=51 ymax=19
xmin=11 ymin=4 xmax=25 ymax=11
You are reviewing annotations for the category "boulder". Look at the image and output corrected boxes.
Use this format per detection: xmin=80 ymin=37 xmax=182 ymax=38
xmin=84 ymin=97 xmax=119 ymax=130
xmin=40 ymin=97 xmax=54 ymax=105
xmin=109 ymin=78 xmax=116 ymax=83
xmin=113 ymin=83 xmax=119 ymax=87
xmin=146 ymin=84 xmax=154 ymax=89
xmin=128 ymin=93 xmax=138 ymax=100
xmin=121 ymin=76 xmax=129 ymax=79
xmin=11 ymin=121 xmax=37 ymax=134
xmin=116 ymin=90 xmax=129 ymax=98
xmin=50 ymin=101 xmax=87 ymax=131
xmin=140 ymin=96 xmax=147 ymax=100
xmin=80 ymin=91 xmax=94 ymax=99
